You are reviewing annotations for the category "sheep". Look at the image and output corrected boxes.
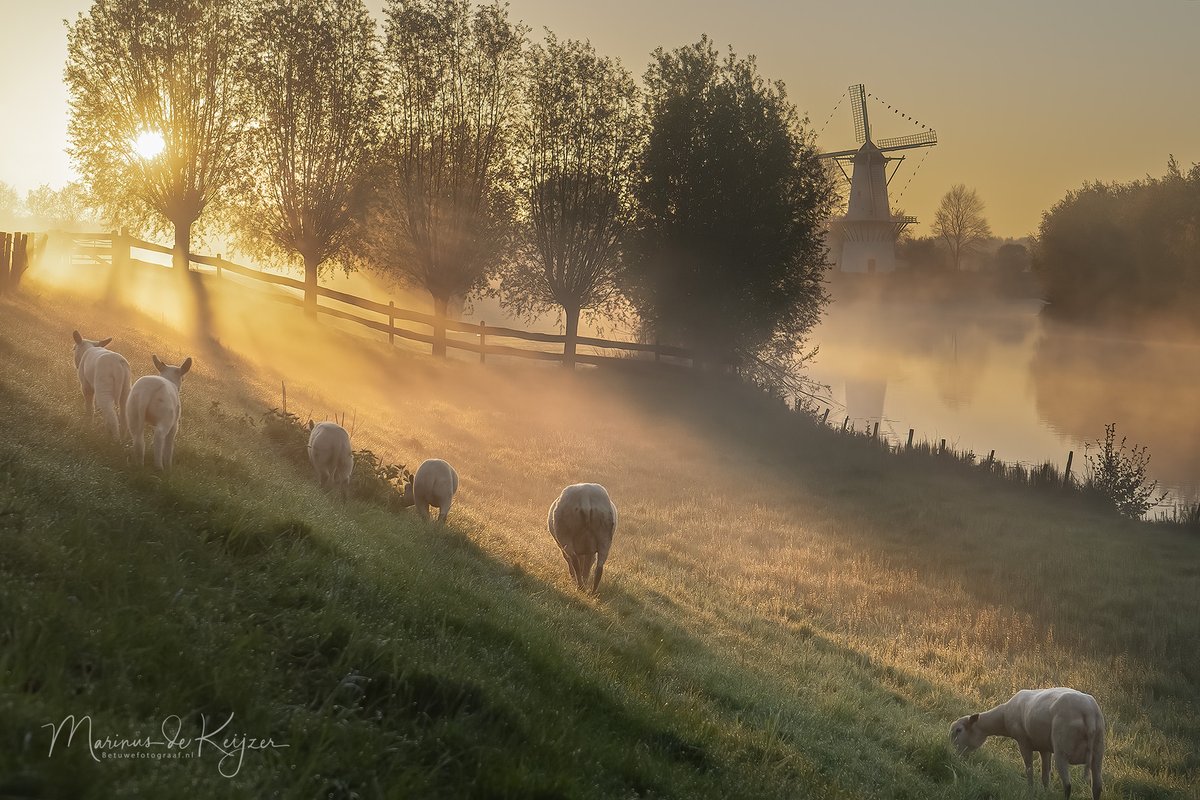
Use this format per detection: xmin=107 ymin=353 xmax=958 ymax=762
xmin=307 ymin=421 xmax=354 ymax=501
xmin=126 ymin=355 xmax=193 ymax=470
xmin=547 ymin=483 xmax=616 ymax=593
xmin=402 ymin=458 xmax=459 ymax=523
xmin=950 ymin=687 xmax=1105 ymax=799
xmin=71 ymin=330 xmax=131 ymax=441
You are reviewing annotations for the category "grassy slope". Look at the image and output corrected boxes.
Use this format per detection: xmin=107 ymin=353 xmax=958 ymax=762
xmin=0 ymin=283 xmax=1197 ymax=800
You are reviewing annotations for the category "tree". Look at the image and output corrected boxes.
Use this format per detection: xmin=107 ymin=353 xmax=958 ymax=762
xmin=497 ymin=33 xmax=643 ymax=368
xmin=932 ymin=184 xmax=991 ymax=270
xmin=25 ymin=183 xmax=97 ymax=229
xmin=239 ymin=0 xmax=381 ymax=316
xmin=65 ymin=0 xmax=249 ymax=272
xmin=369 ymin=0 xmax=526 ymax=357
xmin=0 ymin=181 xmax=20 ymax=223
xmin=994 ymin=242 xmax=1030 ymax=274
xmin=1037 ymin=158 xmax=1200 ymax=324
xmin=628 ymin=38 xmax=833 ymax=385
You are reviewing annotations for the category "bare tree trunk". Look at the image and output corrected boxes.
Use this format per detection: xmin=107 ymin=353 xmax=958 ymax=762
xmin=563 ymin=305 xmax=580 ymax=369
xmin=303 ymin=252 xmax=320 ymax=317
xmin=432 ymin=295 xmax=449 ymax=358
xmin=173 ymin=221 xmax=190 ymax=272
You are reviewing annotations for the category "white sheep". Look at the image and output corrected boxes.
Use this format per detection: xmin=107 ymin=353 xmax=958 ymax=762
xmin=307 ymin=421 xmax=354 ymax=501
xmin=126 ymin=355 xmax=193 ymax=470
xmin=71 ymin=330 xmax=131 ymax=441
xmin=951 ymin=687 xmax=1105 ymax=799
xmin=547 ymin=483 xmax=617 ymax=593
xmin=403 ymin=458 xmax=459 ymax=523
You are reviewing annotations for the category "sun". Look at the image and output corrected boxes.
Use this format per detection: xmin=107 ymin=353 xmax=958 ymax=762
xmin=132 ymin=130 xmax=165 ymax=159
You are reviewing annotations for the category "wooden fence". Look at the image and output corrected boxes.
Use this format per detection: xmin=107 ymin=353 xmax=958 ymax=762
xmin=0 ymin=231 xmax=42 ymax=296
xmin=58 ymin=230 xmax=719 ymax=370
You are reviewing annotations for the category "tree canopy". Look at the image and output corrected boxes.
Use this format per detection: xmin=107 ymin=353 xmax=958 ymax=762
xmin=498 ymin=33 xmax=644 ymax=366
xmin=65 ymin=0 xmax=250 ymax=269
xmin=1037 ymin=157 xmax=1200 ymax=326
xmin=367 ymin=0 xmax=526 ymax=355
xmin=240 ymin=0 xmax=381 ymax=314
xmin=627 ymin=37 xmax=833 ymax=383
xmin=932 ymin=184 xmax=991 ymax=270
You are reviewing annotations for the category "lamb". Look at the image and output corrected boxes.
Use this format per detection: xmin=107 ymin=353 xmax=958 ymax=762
xmin=403 ymin=458 xmax=459 ymax=523
xmin=547 ymin=483 xmax=616 ymax=593
xmin=71 ymin=330 xmax=131 ymax=441
xmin=950 ymin=687 xmax=1105 ymax=799
xmin=307 ymin=421 xmax=354 ymax=501
xmin=126 ymin=355 xmax=193 ymax=470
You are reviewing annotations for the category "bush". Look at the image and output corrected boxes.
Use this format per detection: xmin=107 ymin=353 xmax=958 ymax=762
xmin=1083 ymin=423 xmax=1165 ymax=519
xmin=261 ymin=408 xmax=412 ymax=508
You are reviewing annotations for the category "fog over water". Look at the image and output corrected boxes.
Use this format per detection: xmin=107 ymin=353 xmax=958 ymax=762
xmin=807 ymin=292 xmax=1200 ymax=508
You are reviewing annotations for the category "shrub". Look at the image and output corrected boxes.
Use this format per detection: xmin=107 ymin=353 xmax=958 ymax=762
xmin=261 ymin=408 xmax=412 ymax=508
xmin=1083 ymin=423 xmax=1165 ymax=519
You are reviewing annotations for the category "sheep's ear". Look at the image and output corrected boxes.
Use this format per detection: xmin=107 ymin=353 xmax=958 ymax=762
xmin=179 ymin=357 xmax=193 ymax=375
xmin=968 ymin=713 xmax=979 ymax=725
xmin=72 ymin=330 xmax=83 ymax=344
xmin=98 ymin=337 xmax=113 ymax=347
xmin=152 ymin=355 xmax=165 ymax=372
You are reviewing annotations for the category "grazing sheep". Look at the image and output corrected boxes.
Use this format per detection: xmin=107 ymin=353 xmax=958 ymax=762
xmin=71 ymin=330 xmax=131 ymax=441
xmin=126 ymin=355 xmax=193 ymax=470
xmin=403 ymin=458 xmax=458 ymax=523
xmin=547 ymin=483 xmax=616 ymax=593
xmin=951 ymin=687 xmax=1105 ymax=799
xmin=307 ymin=422 xmax=354 ymax=501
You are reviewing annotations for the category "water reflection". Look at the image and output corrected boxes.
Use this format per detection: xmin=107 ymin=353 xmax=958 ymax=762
xmin=808 ymin=295 xmax=1199 ymax=503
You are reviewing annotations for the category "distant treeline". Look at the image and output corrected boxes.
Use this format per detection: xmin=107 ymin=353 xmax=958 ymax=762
xmin=1035 ymin=158 xmax=1200 ymax=327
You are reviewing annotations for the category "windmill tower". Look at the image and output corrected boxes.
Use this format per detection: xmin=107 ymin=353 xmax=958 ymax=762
xmin=821 ymin=84 xmax=937 ymax=273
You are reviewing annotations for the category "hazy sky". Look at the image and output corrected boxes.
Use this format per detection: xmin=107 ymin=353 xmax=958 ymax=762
xmin=1 ymin=0 xmax=1197 ymax=237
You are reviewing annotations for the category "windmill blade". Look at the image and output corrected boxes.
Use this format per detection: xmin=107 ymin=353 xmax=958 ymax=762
xmin=849 ymin=84 xmax=867 ymax=144
xmin=817 ymin=148 xmax=859 ymax=160
xmin=876 ymin=130 xmax=937 ymax=151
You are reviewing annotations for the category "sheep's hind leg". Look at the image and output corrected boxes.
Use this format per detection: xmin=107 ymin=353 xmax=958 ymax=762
xmin=437 ymin=498 xmax=451 ymax=523
xmin=162 ymin=423 xmax=177 ymax=469
xmin=1054 ymin=753 xmax=1072 ymax=798
xmin=130 ymin=426 xmax=145 ymax=466
xmin=591 ymin=550 xmax=608 ymax=593
xmin=1041 ymin=751 xmax=1052 ymax=788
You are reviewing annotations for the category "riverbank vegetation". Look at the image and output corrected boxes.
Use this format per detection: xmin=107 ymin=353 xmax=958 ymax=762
xmin=1036 ymin=157 xmax=1200 ymax=331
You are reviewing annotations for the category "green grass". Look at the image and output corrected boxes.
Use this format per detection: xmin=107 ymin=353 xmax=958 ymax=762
xmin=1 ymin=283 xmax=1197 ymax=799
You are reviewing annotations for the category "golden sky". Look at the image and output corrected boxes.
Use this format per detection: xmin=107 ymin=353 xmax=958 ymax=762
xmin=2 ymin=0 xmax=1197 ymax=238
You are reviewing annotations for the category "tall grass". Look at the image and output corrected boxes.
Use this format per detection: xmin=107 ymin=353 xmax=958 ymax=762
xmin=1 ymin=283 xmax=1197 ymax=799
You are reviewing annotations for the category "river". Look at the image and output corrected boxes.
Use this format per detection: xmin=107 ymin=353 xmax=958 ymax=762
xmin=806 ymin=292 xmax=1200 ymax=510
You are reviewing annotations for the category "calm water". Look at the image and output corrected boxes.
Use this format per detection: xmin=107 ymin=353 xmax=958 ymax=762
xmin=807 ymin=295 xmax=1200 ymax=508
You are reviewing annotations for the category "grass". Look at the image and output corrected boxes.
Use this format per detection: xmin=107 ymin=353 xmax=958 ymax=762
xmin=1 ymin=278 xmax=1198 ymax=799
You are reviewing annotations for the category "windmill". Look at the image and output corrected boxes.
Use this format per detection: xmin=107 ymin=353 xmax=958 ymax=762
xmin=820 ymin=84 xmax=937 ymax=273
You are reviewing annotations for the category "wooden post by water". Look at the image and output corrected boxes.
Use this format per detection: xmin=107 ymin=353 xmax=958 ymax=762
xmin=842 ymin=416 xmax=850 ymax=432
xmin=872 ymin=421 xmax=880 ymax=438
xmin=1063 ymin=450 xmax=1074 ymax=487
xmin=479 ymin=320 xmax=486 ymax=363
xmin=388 ymin=301 xmax=395 ymax=346
xmin=940 ymin=438 xmax=946 ymax=454
xmin=906 ymin=428 xmax=915 ymax=449
xmin=821 ymin=408 xmax=830 ymax=425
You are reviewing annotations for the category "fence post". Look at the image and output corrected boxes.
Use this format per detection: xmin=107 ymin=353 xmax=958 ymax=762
xmin=820 ymin=408 xmax=830 ymax=425
xmin=842 ymin=416 xmax=849 ymax=432
xmin=479 ymin=320 xmax=486 ymax=363
xmin=114 ymin=227 xmax=131 ymax=272
xmin=388 ymin=301 xmax=395 ymax=346
xmin=13 ymin=233 xmax=33 ymax=286
xmin=987 ymin=449 xmax=995 ymax=465
xmin=872 ymin=421 xmax=880 ymax=438
xmin=940 ymin=438 xmax=947 ymax=455
xmin=906 ymin=428 xmax=915 ymax=449
xmin=1063 ymin=450 xmax=1074 ymax=488
xmin=0 ymin=232 xmax=11 ymax=294
xmin=215 ymin=253 xmax=223 ymax=280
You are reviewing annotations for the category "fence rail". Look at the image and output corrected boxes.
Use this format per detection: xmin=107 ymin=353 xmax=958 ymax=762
xmin=52 ymin=230 xmax=720 ymax=370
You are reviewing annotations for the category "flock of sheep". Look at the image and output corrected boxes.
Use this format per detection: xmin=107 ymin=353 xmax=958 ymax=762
xmin=70 ymin=330 xmax=1106 ymax=798
xmin=70 ymin=329 xmax=616 ymax=594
